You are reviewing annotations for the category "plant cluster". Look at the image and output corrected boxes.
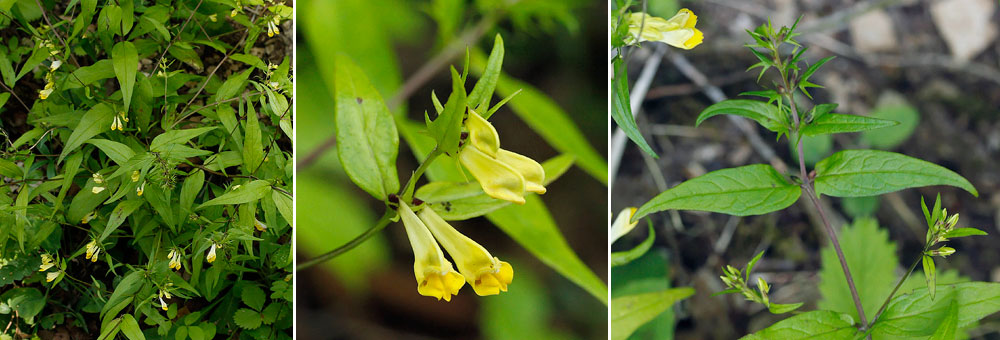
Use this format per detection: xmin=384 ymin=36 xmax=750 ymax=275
xmin=0 ymin=0 xmax=292 ymax=339
xmin=612 ymin=16 xmax=999 ymax=340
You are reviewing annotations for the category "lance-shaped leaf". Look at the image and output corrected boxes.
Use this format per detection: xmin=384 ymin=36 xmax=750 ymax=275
xmin=334 ymin=54 xmax=400 ymax=200
xmin=59 ymin=103 xmax=116 ymax=163
xmin=111 ymin=41 xmax=138 ymax=113
xmin=425 ymin=67 xmax=467 ymax=156
xmin=611 ymin=57 xmax=656 ymax=158
xmin=801 ymin=113 xmax=898 ymax=136
xmin=870 ymin=282 xmax=1000 ymax=338
xmin=468 ymin=34 xmax=503 ymax=114
xmin=696 ymin=99 xmax=788 ymax=133
xmin=611 ymin=288 xmax=695 ymax=340
xmin=198 ymin=180 xmax=272 ymax=209
xmin=813 ymin=150 xmax=978 ymax=198
xmin=741 ymin=310 xmax=859 ymax=340
xmin=633 ymin=164 xmax=801 ymax=221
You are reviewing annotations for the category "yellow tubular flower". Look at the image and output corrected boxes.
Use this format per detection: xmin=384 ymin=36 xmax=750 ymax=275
xmin=158 ymin=292 xmax=169 ymax=311
xmin=459 ymin=146 xmax=526 ymax=204
xmin=137 ymin=181 xmax=145 ymax=196
xmin=206 ymin=243 xmax=218 ymax=263
xmin=85 ymin=239 xmax=100 ymax=262
xmin=131 ymin=170 xmax=140 ymax=182
xmin=626 ymin=9 xmax=703 ymax=49
xmin=466 ymin=110 xmax=501 ymax=157
xmin=39 ymin=254 xmax=55 ymax=271
xmin=398 ymin=202 xmax=465 ymax=301
xmin=417 ymin=207 xmax=513 ymax=296
xmin=82 ymin=211 xmax=97 ymax=224
xmin=609 ymin=207 xmax=639 ymax=244
xmin=496 ymin=149 xmax=545 ymax=194
xmin=254 ymin=219 xmax=268 ymax=232
xmin=167 ymin=249 xmax=182 ymax=271
xmin=46 ymin=271 xmax=59 ymax=282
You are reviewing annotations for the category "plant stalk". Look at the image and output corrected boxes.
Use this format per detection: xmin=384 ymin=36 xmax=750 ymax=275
xmin=296 ymin=210 xmax=395 ymax=271
xmin=870 ymin=244 xmax=929 ymax=325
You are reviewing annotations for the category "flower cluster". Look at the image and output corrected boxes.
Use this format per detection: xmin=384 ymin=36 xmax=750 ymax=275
xmin=38 ymin=60 xmax=60 ymax=100
xmin=397 ymin=199 xmax=513 ymax=301
xmin=92 ymin=173 xmax=106 ymax=194
xmin=39 ymin=254 xmax=60 ymax=283
xmin=84 ymin=239 xmax=101 ymax=262
xmin=157 ymin=288 xmax=172 ymax=311
xmin=458 ymin=110 xmax=546 ymax=205
xmin=625 ymin=9 xmax=703 ymax=49
xmin=717 ymin=253 xmax=802 ymax=314
xmin=167 ymin=248 xmax=183 ymax=271
xmin=111 ymin=111 xmax=128 ymax=131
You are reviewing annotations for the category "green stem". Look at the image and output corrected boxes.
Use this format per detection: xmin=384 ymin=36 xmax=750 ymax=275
xmin=401 ymin=146 xmax=442 ymax=201
xmin=296 ymin=210 xmax=396 ymax=271
xmin=870 ymin=243 xmax=931 ymax=325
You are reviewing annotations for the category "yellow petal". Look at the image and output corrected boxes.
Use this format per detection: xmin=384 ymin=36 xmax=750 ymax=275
xmin=658 ymin=29 xmax=699 ymax=50
xmin=417 ymin=207 xmax=513 ymax=296
xmin=496 ymin=149 xmax=545 ymax=194
xmin=609 ymin=207 xmax=639 ymax=245
xmin=398 ymin=202 xmax=465 ymax=301
xmin=465 ymin=109 xmax=500 ymax=157
xmin=459 ymin=145 xmax=526 ymax=204
xmin=684 ymin=29 xmax=704 ymax=49
xmin=668 ymin=8 xmax=697 ymax=29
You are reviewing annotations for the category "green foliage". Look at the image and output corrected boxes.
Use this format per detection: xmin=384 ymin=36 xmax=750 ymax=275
xmin=860 ymin=92 xmax=920 ymax=150
xmin=634 ymin=164 xmax=802 ymax=220
xmin=611 ymin=56 xmax=656 ymax=158
xmin=814 ymin=150 xmax=978 ymax=198
xmin=870 ymin=283 xmax=1000 ymax=338
xmin=610 ymin=224 xmax=655 ymax=267
xmin=818 ymin=218 xmax=898 ymax=322
xmin=611 ymin=250 xmax=678 ymax=340
xmin=741 ymin=311 xmax=859 ymax=340
xmin=0 ymin=0 xmax=292 ymax=338
xmin=611 ymin=288 xmax=694 ymax=340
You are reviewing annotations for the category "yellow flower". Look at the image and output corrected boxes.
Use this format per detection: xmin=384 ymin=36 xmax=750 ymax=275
xmin=82 ymin=211 xmax=97 ymax=224
xmin=158 ymin=290 xmax=170 ymax=311
xmin=111 ymin=112 xmax=127 ymax=131
xmin=206 ymin=243 xmax=218 ymax=263
xmin=85 ymin=239 xmax=100 ymax=262
xmin=267 ymin=20 xmax=280 ymax=37
xmin=626 ymin=9 xmax=703 ymax=49
xmin=49 ymin=60 xmax=62 ymax=71
xmin=39 ymin=254 xmax=55 ymax=271
xmin=137 ymin=181 xmax=145 ymax=196
xmin=254 ymin=219 xmax=267 ymax=232
xmin=91 ymin=186 xmax=105 ymax=194
xmin=167 ymin=249 xmax=182 ymax=271
xmin=131 ymin=170 xmax=140 ymax=182
xmin=398 ymin=202 xmax=465 ymax=301
xmin=609 ymin=207 xmax=639 ymax=244
xmin=208 ymin=13 xmax=218 ymax=22
xmin=459 ymin=110 xmax=546 ymax=205
xmin=38 ymin=82 xmax=54 ymax=100
xmin=417 ymin=206 xmax=513 ymax=296
xmin=46 ymin=271 xmax=59 ymax=282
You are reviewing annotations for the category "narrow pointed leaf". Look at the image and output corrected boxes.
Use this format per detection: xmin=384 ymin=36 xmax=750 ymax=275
xmin=111 ymin=41 xmax=138 ymax=113
xmin=634 ymin=164 xmax=801 ymax=221
xmin=741 ymin=310 xmax=858 ymax=340
xmin=612 ymin=56 xmax=657 ymax=158
xmin=611 ymin=288 xmax=695 ymax=340
xmin=801 ymin=114 xmax=898 ymax=136
xmin=696 ymin=99 xmax=788 ymax=133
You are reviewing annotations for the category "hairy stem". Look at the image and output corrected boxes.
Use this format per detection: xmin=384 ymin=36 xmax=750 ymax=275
xmin=296 ymin=210 xmax=395 ymax=271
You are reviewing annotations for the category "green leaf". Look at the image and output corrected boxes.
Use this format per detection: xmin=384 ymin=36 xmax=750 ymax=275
xmin=929 ymin=299 xmax=958 ymax=340
xmin=59 ymin=103 xmax=116 ymax=163
xmin=101 ymin=271 xmax=144 ymax=318
xmin=813 ymin=150 xmax=978 ymax=197
xmin=610 ymin=288 xmax=695 ymax=340
xmin=740 ymin=310 xmax=858 ymax=340
xmin=943 ymin=228 xmax=987 ymax=239
xmin=243 ymin=103 xmax=263 ymax=174
xmin=487 ymin=195 xmax=608 ymax=303
xmin=611 ymin=57 xmax=656 ymax=159
xmin=426 ymin=68 xmax=466 ymax=155
xmin=860 ymin=91 xmax=919 ymax=150
xmin=99 ymin=200 xmax=144 ymax=242
xmin=179 ymin=170 xmax=205 ymax=214
xmin=233 ymin=308 xmax=262 ymax=330
xmin=696 ymin=99 xmax=788 ymax=133
xmin=272 ymin=191 xmax=293 ymax=226
xmin=111 ymin=41 xmax=138 ymax=113
xmin=768 ymin=303 xmax=805 ymax=314
xmin=801 ymin=113 xmax=898 ymax=136
xmin=119 ymin=314 xmax=145 ymax=340
xmin=197 ymin=180 xmax=272 ymax=209
xmin=3 ymin=288 xmax=45 ymax=320
xmin=86 ymin=139 xmax=135 ymax=165
xmin=634 ymin=164 xmax=801 ymax=221
xmin=610 ymin=225 xmax=655 ymax=267
xmin=241 ymin=285 xmax=265 ymax=311
xmin=923 ymin=255 xmax=936 ymax=300
xmin=818 ymin=218 xmax=897 ymax=322
xmin=871 ymin=282 xmax=1000 ymax=337
xmin=149 ymin=127 xmax=217 ymax=152
xmin=212 ymin=69 xmax=251 ymax=102
xmin=333 ymin=54 xmax=399 ymax=200
xmin=746 ymin=250 xmax=766 ymax=281
xmin=63 ymin=59 xmax=115 ymax=89
xmin=468 ymin=34 xmax=503 ymax=113
xmin=0 ymin=158 xmax=21 ymax=178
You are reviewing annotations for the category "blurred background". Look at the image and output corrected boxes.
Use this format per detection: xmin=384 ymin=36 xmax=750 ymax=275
xmin=611 ymin=0 xmax=1000 ymax=339
xmin=296 ymin=0 xmax=608 ymax=339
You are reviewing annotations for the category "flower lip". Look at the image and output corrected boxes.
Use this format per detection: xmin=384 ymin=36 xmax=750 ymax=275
xmin=416 ymin=206 xmax=514 ymax=296
xmin=398 ymin=201 xmax=465 ymax=301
